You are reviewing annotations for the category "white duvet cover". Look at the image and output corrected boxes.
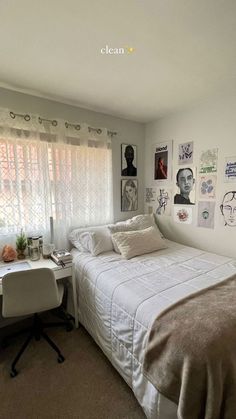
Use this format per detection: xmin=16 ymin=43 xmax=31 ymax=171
xmin=71 ymin=240 xmax=236 ymax=419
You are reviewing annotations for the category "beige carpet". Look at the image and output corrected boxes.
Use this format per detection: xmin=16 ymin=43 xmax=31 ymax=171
xmin=0 ymin=319 xmax=146 ymax=419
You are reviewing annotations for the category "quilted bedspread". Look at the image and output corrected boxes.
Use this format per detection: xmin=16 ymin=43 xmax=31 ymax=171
xmin=71 ymin=240 xmax=236 ymax=419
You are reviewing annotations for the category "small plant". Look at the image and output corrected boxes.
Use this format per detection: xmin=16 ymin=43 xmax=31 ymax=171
xmin=16 ymin=229 xmax=27 ymax=252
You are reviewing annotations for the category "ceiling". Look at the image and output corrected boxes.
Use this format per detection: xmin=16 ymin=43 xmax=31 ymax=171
xmin=0 ymin=0 xmax=236 ymax=123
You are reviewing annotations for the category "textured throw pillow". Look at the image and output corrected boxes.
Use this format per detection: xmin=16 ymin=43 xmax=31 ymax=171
xmin=111 ymin=226 xmax=167 ymax=260
xmin=68 ymin=226 xmax=113 ymax=255
xmin=109 ymin=214 xmax=163 ymax=253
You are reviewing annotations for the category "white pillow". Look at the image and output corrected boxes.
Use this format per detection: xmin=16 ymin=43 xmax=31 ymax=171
xmin=68 ymin=226 xmax=113 ymax=255
xmin=109 ymin=214 xmax=163 ymax=253
xmin=112 ymin=226 xmax=167 ymax=260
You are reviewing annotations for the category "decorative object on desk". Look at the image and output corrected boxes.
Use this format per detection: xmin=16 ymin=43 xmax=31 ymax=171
xmin=16 ymin=229 xmax=27 ymax=260
xmin=2 ymin=245 xmax=17 ymax=262
xmin=27 ymin=235 xmax=43 ymax=256
xmin=43 ymin=243 xmax=55 ymax=259
xmin=29 ymin=236 xmax=40 ymax=261
xmin=51 ymin=249 xmax=72 ymax=266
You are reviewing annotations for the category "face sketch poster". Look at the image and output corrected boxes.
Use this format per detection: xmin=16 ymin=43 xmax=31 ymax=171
xmin=224 ymin=156 xmax=236 ymax=182
xmin=178 ymin=141 xmax=193 ymax=165
xmin=197 ymin=201 xmax=215 ymax=229
xmin=154 ymin=141 xmax=172 ymax=182
xmin=220 ymin=190 xmax=236 ymax=227
xmin=199 ymin=148 xmax=218 ymax=174
xmin=174 ymin=167 xmax=196 ymax=205
xmin=173 ymin=206 xmax=193 ymax=225
xmin=199 ymin=175 xmax=217 ymax=200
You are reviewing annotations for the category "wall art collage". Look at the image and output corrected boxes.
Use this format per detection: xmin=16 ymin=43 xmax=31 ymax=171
xmin=146 ymin=140 xmax=236 ymax=228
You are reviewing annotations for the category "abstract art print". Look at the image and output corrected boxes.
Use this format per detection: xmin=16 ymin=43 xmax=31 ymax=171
xmin=178 ymin=141 xmax=193 ymax=165
xmin=199 ymin=148 xmax=218 ymax=174
xmin=121 ymin=179 xmax=138 ymax=211
xmin=145 ymin=187 xmax=157 ymax=214
xmin=199 ymin=175 xmax=217 ymax=199
xmin=121 ymin=144 xmax=137 ymax=176
xmin=197 ymin=201 xmax=215 ymax=229
xmin=154 ymin=188 xmax=172 ymax=216
xmin=224 ymin=156 xmax=236 ymax=182
xmin=174 ymin=206 xmax=192 ymax=224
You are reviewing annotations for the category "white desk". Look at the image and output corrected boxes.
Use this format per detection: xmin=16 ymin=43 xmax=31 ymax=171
xmin=0 ymin=258 xmax=79 ymax=328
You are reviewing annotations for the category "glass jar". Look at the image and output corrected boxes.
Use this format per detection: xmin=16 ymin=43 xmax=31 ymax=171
xmin=29 ymin=245 xmax=40 ymax=261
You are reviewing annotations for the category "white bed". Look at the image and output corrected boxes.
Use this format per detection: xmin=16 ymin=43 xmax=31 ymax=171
xmin=71 ymin=240 xmax=236 ymax=419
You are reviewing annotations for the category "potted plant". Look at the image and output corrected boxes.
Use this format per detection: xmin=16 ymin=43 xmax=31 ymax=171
xmin=16 ymin=229 xmax=27 ymax=260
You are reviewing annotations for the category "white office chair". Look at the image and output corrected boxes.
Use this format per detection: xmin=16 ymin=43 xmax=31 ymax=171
xmin=2 ymin=267 xmax=71 ymax=377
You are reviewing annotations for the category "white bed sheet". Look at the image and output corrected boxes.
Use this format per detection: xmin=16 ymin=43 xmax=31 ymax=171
xmin=71 ymin=240 xmax=236 ymax=419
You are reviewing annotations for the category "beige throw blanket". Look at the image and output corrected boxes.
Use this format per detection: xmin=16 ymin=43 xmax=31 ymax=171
xmin=143 ymin=275 xmax=236 ymax=419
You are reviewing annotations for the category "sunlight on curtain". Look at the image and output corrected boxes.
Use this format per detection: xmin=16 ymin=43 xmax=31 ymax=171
xmin=0 ymin=109 xmax=113 ymax=250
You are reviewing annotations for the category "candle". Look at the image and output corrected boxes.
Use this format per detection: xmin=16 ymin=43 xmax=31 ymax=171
xmin=50 ymin=216 xmax=54 ymax=244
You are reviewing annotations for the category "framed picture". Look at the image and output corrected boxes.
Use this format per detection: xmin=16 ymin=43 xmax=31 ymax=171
xmin=121 ymin=144 xmax=137 ymax=176
xmin=121 ymin=179 xmax=138 ymax=211
xmin=174 ymin=167 xmax=196 ymax=205
xmin=153 ymin=141 xmax=172 ymax=182
xmin=178 ymin=141 xmax=194 ymax=165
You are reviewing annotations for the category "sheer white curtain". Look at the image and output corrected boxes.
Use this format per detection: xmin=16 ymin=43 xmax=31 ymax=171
xmin=0 ymin=109 xmax=113 ymax=250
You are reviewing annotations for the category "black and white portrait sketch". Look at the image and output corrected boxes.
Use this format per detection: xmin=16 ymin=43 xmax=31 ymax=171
xmin=121 ymin=144 xmax=137 ymax=176
xmin=220 ymin=191 xmax=236 ymax=227
xmin=121 ymin=179 xmax=138 ymax=211
xmin=174 ymin=167 xmax=196 ymax=205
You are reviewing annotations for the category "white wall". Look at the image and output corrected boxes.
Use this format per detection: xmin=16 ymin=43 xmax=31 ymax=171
xmin=145 ymin=93 xmax=236 ymax=258
xmin=0 ymin=87 xmax=145 ymax=222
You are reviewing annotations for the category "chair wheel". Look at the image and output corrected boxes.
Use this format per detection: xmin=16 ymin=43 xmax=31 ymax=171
xmin=10 ymin=369 xmax=18 ymax=378
xmin=66 ymin=323 xmax=73 ymax=332
xmin=2 ymin=340 xmax=9 ymax=349
xmin=57 ymin=355 xmax=65 ymax=363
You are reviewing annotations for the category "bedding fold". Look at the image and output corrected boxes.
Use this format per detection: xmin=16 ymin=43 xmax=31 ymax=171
xmin=143 ymin=274 xmax=236 ymax=419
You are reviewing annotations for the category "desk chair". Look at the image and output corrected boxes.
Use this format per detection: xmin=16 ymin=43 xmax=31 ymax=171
xmin=2 ymin=267 xmax=71 ymax=377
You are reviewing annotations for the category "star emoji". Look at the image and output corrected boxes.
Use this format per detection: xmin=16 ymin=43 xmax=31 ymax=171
xmin=127 ymin=46 xmax=135 ymax=54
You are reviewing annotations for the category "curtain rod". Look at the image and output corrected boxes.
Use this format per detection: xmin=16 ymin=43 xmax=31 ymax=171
xmin=9 ymin=111 xmax=118 ymax=137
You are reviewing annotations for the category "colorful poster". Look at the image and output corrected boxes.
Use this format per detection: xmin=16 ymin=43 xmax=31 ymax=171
xmin=199 ymin=175 xmax=217 ymax=199
xmin=178 ymin=141 xmax=193 ymax=165
xmin=224 ymin=156 xmax=236 ymax=182
xmin=154 ymin=188 xmax=172 ymax=216
xmin=174 ymin=206 xmax=193 ymax=224
xmin=197 ymin=201 xmax=215 ymax=229
xmin=220 ymin=191 xmax=236 ymax=227
xmin=153 ymin=141 xmax=172 ymax=182
xmin=199 ymin=148 xmax=218 ymax=173
xmin=174 ymin=167 xmax=196 ymax=205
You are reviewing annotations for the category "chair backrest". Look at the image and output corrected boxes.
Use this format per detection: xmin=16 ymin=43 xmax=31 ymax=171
xmin=2 ymin=268 xmax=61 ymax=318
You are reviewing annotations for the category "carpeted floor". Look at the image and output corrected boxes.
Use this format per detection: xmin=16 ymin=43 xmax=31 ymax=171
xmin=0 ymin=318 xmax=146 ymax=419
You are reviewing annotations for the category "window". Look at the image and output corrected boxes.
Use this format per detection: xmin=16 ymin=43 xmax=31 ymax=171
xmin=0 ymin=135 xmax=113 ymax=247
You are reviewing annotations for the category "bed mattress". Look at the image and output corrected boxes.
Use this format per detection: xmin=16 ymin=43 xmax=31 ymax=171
xmin=71 ymin=240 xmax=236 ymax=418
